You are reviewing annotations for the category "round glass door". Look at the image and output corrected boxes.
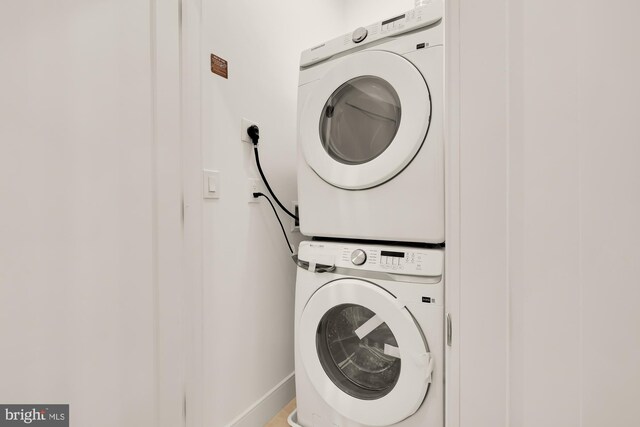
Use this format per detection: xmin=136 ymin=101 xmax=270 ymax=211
xmin=316 ymin=304 xmax=401 ymax=400
xmin=320 ymin=76 xmax=401 ymax=165
xmin=299 ymin=50 xmax=431 ymax=190
xmin=299 ymin=279 xmax=433 ymax=426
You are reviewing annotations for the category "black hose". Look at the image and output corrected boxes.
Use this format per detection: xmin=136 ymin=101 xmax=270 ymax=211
xmin=253 ymin=145 xmax=299 ymax=221
xmin=253 ymin=192 xmax=293 ymax=254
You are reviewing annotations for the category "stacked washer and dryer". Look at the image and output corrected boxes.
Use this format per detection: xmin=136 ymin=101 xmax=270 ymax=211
xmin=292 ymin=2 xmax=445 ymax=426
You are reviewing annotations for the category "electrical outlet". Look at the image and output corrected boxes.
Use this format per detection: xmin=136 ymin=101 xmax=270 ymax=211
xmin=291 ymin=201 xmax=300 ymax=232
xmin=241 ymin=118 xmax=259 ymax=143
xmin=248 ymin=178 xmax=261 ymax=203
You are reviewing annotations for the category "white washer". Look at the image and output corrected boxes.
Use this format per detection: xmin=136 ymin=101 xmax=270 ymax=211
xmin=297 ymin=2 xmax=444 ymax=244
xmin=294 ymin=240 xmax=444 ymax=427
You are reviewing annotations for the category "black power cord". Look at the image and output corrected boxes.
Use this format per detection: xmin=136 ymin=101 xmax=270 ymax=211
xmin=253 ymin=192 xmax=293 ymax=254
xmin=247 ymin=125 xmax=299 ymax=221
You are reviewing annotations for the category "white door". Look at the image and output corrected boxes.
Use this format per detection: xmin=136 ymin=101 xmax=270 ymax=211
xmin=299 ymin=50 xmax=432 ymax=190
xmin=299 ymin=279 xmax=434 ymax=426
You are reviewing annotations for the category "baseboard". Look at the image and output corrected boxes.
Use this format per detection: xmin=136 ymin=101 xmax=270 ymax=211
xmin=225 ymin=373 xmax=295 ymax=427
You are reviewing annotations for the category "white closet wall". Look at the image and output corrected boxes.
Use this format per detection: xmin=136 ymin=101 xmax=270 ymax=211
xmin=455 ymin=0 xmax=640 ymax=425
xmin=507 ymin=0 xmax=640 ymax=425
xmin=0 ymin=1 xmax=183 ymax=426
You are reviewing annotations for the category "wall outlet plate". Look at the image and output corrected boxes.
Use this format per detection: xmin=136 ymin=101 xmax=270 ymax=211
xmin=248 ymin=178 xmax=261 ymax=203
xmin=241 ymin=118 xmax=259 ymax=143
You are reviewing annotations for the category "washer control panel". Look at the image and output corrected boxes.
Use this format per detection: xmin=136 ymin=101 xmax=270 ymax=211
xmin=341 ymin=247 xmax=440 ymax=275
xmin=298 ymin=241 xmax=444 ymax=277
xmin=352 ymin=27 xmax=368 ymax=43
xmin=300 ymin=1 xmax=443 ymax=67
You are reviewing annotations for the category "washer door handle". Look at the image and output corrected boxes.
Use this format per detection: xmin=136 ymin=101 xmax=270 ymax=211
xmin=426 ymin=352 xmax=435 ymax=383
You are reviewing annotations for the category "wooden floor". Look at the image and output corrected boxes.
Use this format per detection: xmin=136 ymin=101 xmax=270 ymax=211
xmin=265 ymin=399 xmax=296 ymax=427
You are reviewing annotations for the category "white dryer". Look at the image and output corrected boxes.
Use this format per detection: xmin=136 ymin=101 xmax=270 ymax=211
xmin=294 ymin=240 xmax=444 ymax=427
xmin=297 ymin=2 xmax=444 ymax=244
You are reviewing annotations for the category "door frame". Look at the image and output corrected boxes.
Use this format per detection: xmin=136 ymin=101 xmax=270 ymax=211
xmin=177 ymin=0 xmax=204 ymax=426
xmin=153 ymin=0 xmax=194 ymax=426
xmin=444 ymin=1 xmax=461 ymax=426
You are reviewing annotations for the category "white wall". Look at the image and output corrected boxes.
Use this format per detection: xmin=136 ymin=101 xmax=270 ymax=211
xmin=456 ymin=0 xmax=510 ymax=425
xmin=576 ymin=3 xmax=640 ymax=422
xmin=452 ymin=0 xmax=640 ymax=425
xmin=507 ymin=0 xmax=581 ymax=424
xmin=508 ymin=0 xmax=640 ymax=425
xmin=196 ymin=1 xmax=346 ymax=425
xmin=0 ymin=1 xmax=183 ymax=426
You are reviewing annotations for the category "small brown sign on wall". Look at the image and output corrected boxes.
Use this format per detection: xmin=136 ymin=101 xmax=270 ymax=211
xmin=211 ymin=54 xmax=228 ymax=79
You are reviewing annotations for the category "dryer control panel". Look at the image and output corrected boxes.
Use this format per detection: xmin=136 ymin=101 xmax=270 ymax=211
xmin=300 ymin=0 xmax=443 ymax=67
xmin=298 ymin=241 xmax=443 ymax=277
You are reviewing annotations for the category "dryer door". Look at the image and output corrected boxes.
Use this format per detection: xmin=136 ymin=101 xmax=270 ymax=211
xmin=299 ymin=50 xmax=431 ymax=190
xmin=299 ymin=279 xmax=434 ymax=426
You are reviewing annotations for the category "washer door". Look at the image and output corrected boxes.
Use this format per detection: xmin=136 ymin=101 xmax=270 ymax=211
xmin=299 ymin=279 xmax=433 ymax=426
xmin=299 ymin=50 xmax=431 ymax=190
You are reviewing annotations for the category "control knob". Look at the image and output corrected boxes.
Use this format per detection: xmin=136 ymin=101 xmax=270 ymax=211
xmin=352 ymin=27 xmax=368 ymax=43
xmin=351 ymin=249 xmax=367 ymax=266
